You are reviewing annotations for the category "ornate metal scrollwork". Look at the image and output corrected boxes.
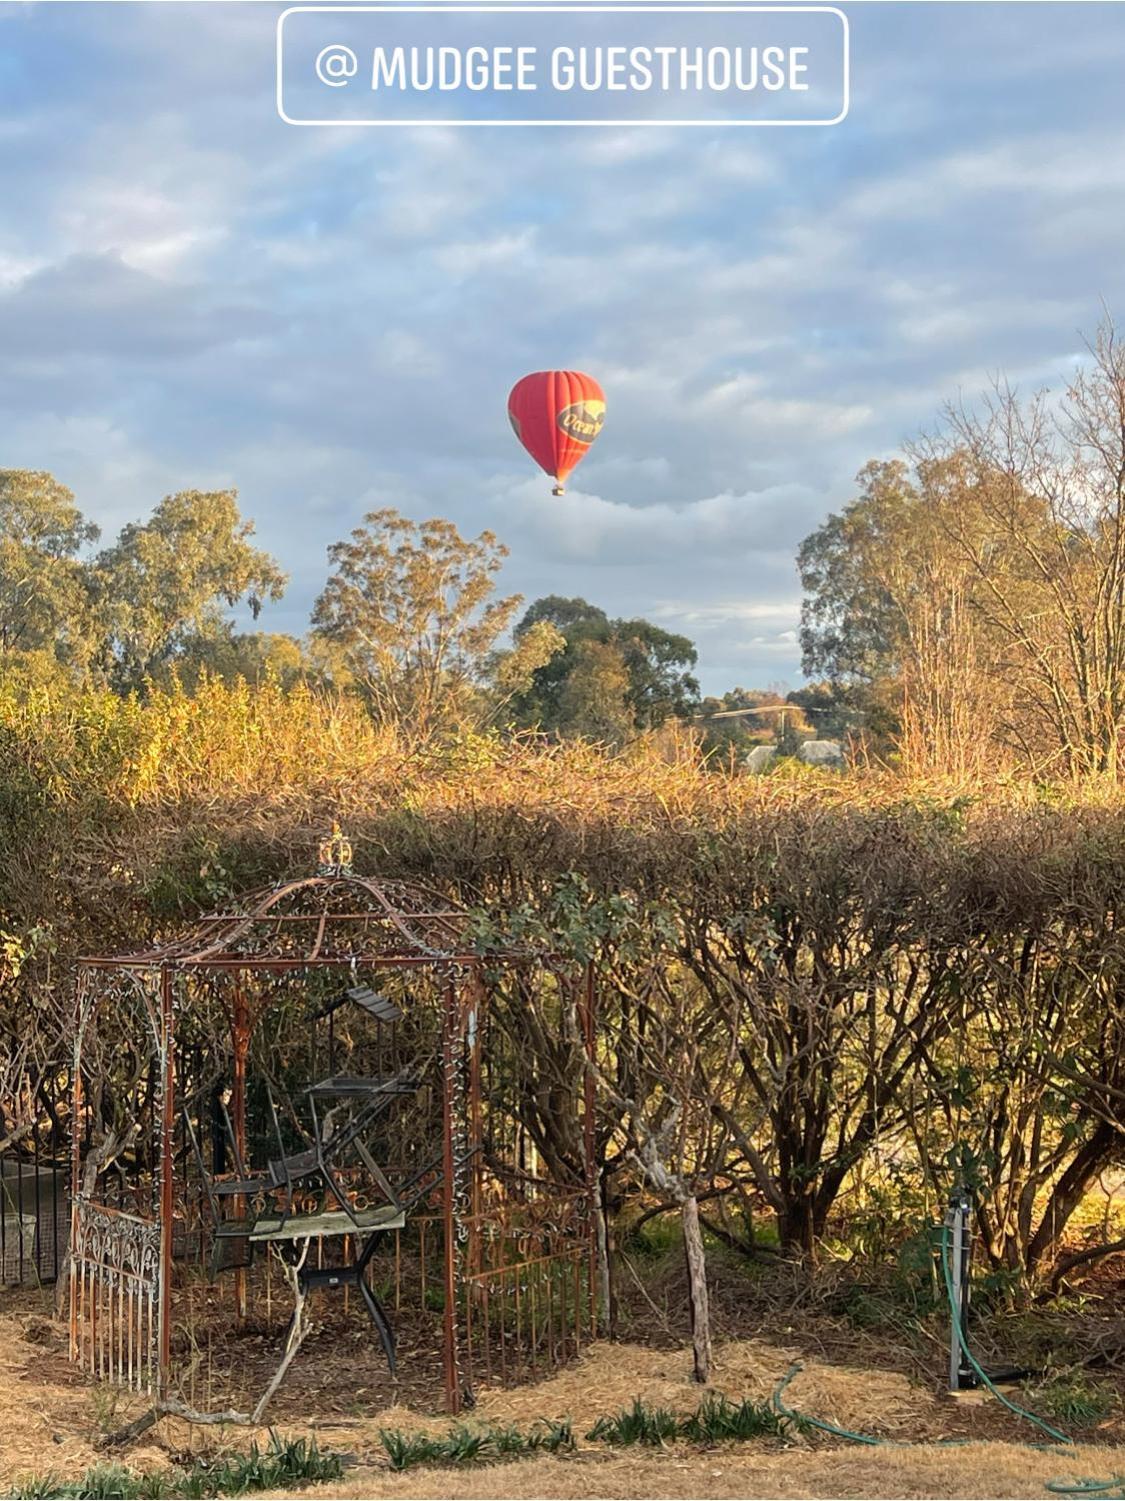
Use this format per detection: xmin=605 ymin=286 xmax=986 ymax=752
xmin=72 ymin=1199 xmax=160 ymax=1291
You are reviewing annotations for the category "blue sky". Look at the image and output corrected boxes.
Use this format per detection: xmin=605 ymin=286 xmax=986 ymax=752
xmin=3 ymin=2 xmax=1125 ymax=693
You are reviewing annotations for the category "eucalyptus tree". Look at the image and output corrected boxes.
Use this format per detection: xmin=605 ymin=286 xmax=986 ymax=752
xmin=800 ymin=315 xmax=1125 ymax=778
xmin=926 ymin=317 xmax=1125 ymax=778
xmin=93 ymin=489 xmax=287 ymax=691
xmin=312 ymin=509 xmax=523 ymax=736
xmin=0 ymin=469 xmax=99 ymax=671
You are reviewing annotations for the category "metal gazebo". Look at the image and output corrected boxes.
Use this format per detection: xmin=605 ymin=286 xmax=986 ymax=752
xmin=70 ymin=829 xmax=599 ymax=1413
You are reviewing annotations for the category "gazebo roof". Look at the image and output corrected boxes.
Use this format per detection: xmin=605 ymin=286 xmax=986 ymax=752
xmin=80 ymin=872 xmax=486 ymax=970
xmin=81 ymin=825 xmax=551 ymax=971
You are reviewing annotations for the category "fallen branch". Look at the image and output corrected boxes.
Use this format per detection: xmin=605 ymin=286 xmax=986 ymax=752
xmin=99 ymin=1397 xmax=254 ymax=1449
xmin=100 ymin=1242 xmax=312 ymax=1447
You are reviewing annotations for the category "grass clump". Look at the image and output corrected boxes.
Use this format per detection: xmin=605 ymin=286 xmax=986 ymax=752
xmin=1027 ymin=1370 xmax=1116 ymax=1427
xmin=379 ymin=1430 xmax=449 ymax=1472
xmin=12 ymin=1433 xmax=344 ymax=1499
xmin=587 ymin=1394 xmax=801 ymax=1450
xmin=586 ymin=1398 xmax=681 ymax=1447
xmin=488 ymin=1421 xmax=574 ymax=1456
xmin=379 ymin=1395 xmax=794 ymax=1475
xmin=14 ymin=1465 xmax=147 ymax=1500
xmin=678 ymin=1394 xmax=790 ymax=1443
xmin=379 ymin=1419 xmax=574 ymax=1472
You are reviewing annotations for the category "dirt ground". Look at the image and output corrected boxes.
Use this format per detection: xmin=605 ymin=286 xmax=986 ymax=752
xmin=3 ymin=1286 xmax=1125 ymax=1499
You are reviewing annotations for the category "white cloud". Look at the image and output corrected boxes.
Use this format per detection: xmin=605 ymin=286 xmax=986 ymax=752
xmin=432 ymin=228 xmax=538 ymax=278
xmin=655 ymin=601 xmax=802 ymax=627
xmin=4 ymin=3 xmax=1125 ymax=690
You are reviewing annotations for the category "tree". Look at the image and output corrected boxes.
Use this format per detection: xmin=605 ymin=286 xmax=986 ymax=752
xmin=556 ymin=640 xmax=635 ymax=746
xmin=509 ymin=596 xmax=700 ymax=738
xmin=311 ymin=509 xmax=521 ymax=735
xmin=515 ymin=596 xmax=609 ymax=641
xmin=509 ymin=597 xmax=610 ymax=728
xmin=797 ymin=469 xmax=905 ymax=689
xmin=503 ymin=876 xmax=719 ymax=1380
xmin=798 ymin=458 xmax=1003 ymax=774
xmin=615 ymin=620 xmax=700 ymax=728
xmin=800 ymin=316 xmax=1125 ymax=778
xmin=171 ymin=630 xmax=310 ymax=691
xmin=922 ymin=318 xmax=1125 ymax=777
xmin=94 ymin=490 xmax=286 ymax=690
xmin=0 ymin=470 xmax=99 ymax=670
xmin=785 ymin=682 xmax=858 ymax=743
xmin=487 ymin=619 xmax=567 ymax=715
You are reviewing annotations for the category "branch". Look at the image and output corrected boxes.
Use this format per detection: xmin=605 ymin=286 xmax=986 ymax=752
xmin=1050 ymin=1235 xmax=1125 ymax=1293
xmin=100 ymin=1244 xmax=313 ymax=1446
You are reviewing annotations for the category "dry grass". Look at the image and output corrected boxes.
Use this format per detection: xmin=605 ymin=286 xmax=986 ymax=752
xmin=468 ymin=1339 xmax=929 ymax=1439
xmin=254 ymin=1440 xmax=1125 ymax=1500
xmin=0 ymin=1307 xmax=166 ymax=1487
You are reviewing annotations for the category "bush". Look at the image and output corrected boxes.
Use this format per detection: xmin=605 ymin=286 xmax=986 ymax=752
xmin=8 ymin=675 xmax=1125 ymax=1278
xmin=1026 ymin=1370 xmax=1116 ymax=1427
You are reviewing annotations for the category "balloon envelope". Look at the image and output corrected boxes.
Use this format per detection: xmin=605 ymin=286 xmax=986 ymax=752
xmin=508 ymin=370 xmax=605 ymax=493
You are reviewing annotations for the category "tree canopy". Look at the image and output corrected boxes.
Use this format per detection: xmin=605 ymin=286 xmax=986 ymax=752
xmin=798 ymin=319 xmax=1125 ymax=776
xmin=0 ymin=469 xmax=100 ymax=670
xmin=508 ymin=595 xmax=700 ymax=743
xmin=311 ymin=509 xmax=524 ymax=736
xmin=94 ymin=490 xmax=287 ymax=691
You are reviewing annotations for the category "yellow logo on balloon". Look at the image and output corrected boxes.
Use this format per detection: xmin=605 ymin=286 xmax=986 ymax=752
xmin=557 ymin=400 xmax=606 ymax=444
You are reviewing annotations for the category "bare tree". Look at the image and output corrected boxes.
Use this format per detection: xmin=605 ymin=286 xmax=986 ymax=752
xmin=584 ymin=951 xmax=719 ymax=1382
xmin=924 ymin=317 xmax=1125 ymax=777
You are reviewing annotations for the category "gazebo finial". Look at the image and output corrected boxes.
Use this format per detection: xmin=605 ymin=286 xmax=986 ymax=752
xmin=317 ymin=820 xmax=353 ymax=877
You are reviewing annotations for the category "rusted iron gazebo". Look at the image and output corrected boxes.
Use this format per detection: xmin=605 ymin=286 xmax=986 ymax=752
xmin=70 ymin=829 xmax=599 ymax=1413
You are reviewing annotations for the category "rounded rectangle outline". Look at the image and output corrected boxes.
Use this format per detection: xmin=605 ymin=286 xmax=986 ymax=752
xmin=275 ymin=4 xmax=850 ymax=127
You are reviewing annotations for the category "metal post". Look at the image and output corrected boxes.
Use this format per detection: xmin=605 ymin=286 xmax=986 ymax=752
xmin=945 ymin=1184 xmax=972 ymax=1391
xmin=440 ymin=976 xmax=459 ymax=1413
xmin=69 ymin=976 xmax=87 ymax=1366
xmin=231 ymin=983 xmax=250 ymax=1322
xmin=467 ymin=966 xmax=483 ymax=1267
xmin=158 ymin=966 xmax=176 ymax=1393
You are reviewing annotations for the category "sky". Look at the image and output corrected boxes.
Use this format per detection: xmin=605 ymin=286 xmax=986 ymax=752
xmin=3 ymin=2 xmax=1125 ymax=694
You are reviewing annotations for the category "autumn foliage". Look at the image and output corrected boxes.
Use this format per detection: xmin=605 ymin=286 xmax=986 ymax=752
xmin=3 ymin=674 xmax=1125 ymax=1283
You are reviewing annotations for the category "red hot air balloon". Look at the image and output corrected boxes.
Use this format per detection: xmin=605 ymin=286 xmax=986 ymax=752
xmin=508 ymin=370 xmax=605 ymax=495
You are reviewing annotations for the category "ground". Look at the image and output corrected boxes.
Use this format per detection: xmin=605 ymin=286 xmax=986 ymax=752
xmin=4 ymin=1287 xmax=1125 ymax=1499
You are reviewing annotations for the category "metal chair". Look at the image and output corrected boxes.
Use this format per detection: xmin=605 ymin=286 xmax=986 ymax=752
xmin=303 ymin=1072 xmax=421 ymax=1224
xmin=182 ymin=1099 xmax=271 ymax=1277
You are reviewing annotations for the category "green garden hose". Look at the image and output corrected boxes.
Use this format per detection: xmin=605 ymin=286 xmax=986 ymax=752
xmin=1045 ymin=1481 xmax=1125 ymax=1496
xmin=937 ymin=1222 xmax=1073 ymax=1447
xmin=769 ymin=1222 xmax=1075 ymax=1463
xmin=772 ymin=1362 xmax=886 ymax=1446
xmin=775 ymin=1365 xmax=1112 ymax=1498
xmin=767 ymin=1224 xmax=1125 ymax=1497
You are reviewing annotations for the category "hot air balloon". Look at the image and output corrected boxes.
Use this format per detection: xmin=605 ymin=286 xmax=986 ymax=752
xmin=508 ymin=370 xmax=605 ymax=495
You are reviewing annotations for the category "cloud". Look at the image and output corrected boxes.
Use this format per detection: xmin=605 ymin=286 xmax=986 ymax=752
xmin=655 ymin=601 xmax=802 ymax=628
xmin=0 ymin=252 xmax=274 ymax=363
xmin=4 ymin=3 xmax=1125 ymax=689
